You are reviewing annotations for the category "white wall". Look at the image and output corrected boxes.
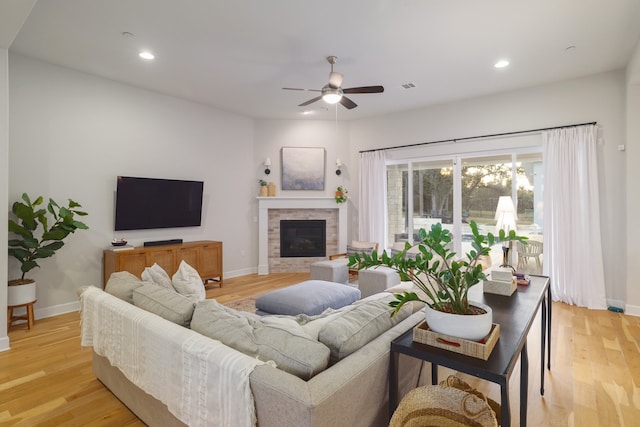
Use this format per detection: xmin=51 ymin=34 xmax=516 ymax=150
xmin=1 ymin=48 xmax=9 ymax=351
xmin=625 ymin=42 xmax=640 ymax=314
xmin=8 ymin=53 xmax=256 ymax=317
xmin=350 ymin=71 xmax=628 ymax=306
xmin=253 ymin=118 xmax=356 ymax=242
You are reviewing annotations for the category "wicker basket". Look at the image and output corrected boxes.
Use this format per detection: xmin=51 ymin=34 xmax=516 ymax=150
xmin=413 ymin=321 xmax=500 ymax=360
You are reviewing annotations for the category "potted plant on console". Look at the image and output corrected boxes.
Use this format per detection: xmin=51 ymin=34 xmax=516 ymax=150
xmin=349 ymin=221 xmax=526 ymax=341
xmin=7 ymin=193 xmax=89 ymax=307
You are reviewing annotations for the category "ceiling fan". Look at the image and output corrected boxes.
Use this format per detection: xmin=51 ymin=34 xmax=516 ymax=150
xmin=283 ymin=56 xmax=384 ymax=110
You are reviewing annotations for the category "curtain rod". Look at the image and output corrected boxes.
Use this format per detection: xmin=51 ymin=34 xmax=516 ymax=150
xmin=359 ymin=121 xmax=597 ymax=153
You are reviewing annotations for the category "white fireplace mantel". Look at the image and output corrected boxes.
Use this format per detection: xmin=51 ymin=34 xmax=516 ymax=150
xmin=257 ymin=197 xmax=348 ymax=275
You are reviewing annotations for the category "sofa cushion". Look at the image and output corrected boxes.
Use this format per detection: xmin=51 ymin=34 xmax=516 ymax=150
xmin=132 ymin=284 xmax=196 ymax=327
xmin=105 ymin=271 xmax=145 ymax=304
xmin=172 ymin=260 xmax=206 ymax=301
xmin=141 ymin=263 xmax=174 ymax=290
xmin=318 ymin=295 xmax=412 ymax=363
xmin=191 ymin=299 xmax=330 ymax=380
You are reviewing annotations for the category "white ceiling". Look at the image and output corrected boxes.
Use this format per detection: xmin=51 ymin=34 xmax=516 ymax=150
xmin=3 ymin=0 xmax=640 ymax=121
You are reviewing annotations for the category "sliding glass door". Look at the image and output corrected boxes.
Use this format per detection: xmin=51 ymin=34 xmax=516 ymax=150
xmin=386 ymin=159 xmax=453 ymax=248
xmin=386 ymin=149 xmax=543 ymax=272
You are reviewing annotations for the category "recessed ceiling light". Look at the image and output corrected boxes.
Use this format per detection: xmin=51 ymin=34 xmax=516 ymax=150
xmin=494 ymin=60 xmax=510 ymax=69
xmin=302 ymin=110 xmax=313 ymax=115
xmin=139 ymin=51 xmax=155 ymax=60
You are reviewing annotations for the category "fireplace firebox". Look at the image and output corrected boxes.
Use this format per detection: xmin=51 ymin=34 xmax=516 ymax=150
xmin=280 ymin=220 xmax=326 ymax=257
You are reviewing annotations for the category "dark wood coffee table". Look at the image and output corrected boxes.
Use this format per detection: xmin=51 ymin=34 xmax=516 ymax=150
xmin=389 ymin=275 xmax=551 ymax=427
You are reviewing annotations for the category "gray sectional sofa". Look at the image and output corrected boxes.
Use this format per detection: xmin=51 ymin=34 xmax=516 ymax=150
xmin=81 ymin=272 xmax=426 ymax=427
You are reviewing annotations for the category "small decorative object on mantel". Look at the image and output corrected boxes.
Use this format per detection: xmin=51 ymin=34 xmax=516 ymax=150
xmin=258 ymin=179 xmax=268 ymax=197
xmin=335 ymin=186 xmax=348 ymax=204
xmin=267 ymin=182 xmax=276 ymax=197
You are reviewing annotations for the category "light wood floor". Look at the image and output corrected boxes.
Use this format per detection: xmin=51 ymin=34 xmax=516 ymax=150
xmin=1 ymin=272 xmax=639 ymax=426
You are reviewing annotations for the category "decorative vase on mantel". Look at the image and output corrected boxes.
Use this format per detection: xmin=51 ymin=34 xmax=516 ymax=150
xmin=267 ymin=182 xmax=276 ymax=197
xmin=258 ymin=179 xmax=268 ymax=196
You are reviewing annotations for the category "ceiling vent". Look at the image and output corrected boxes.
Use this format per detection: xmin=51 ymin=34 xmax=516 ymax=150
xmin=402 ymin=83 xmax=416 ymax=89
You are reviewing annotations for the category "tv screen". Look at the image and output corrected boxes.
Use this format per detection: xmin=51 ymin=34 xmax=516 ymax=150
xmin=114 ymin=176 xmax=204 ymax=231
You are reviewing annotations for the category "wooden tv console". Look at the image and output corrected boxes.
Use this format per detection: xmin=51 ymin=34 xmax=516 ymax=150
xmin=103 ymin=240 xmax=222 ymax=288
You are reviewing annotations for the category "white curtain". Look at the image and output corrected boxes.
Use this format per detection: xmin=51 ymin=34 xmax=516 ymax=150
xmin=542 ymin=124 xmax=606 ymax=309
xmin=359 ymin=150 xmax=387 ymax=247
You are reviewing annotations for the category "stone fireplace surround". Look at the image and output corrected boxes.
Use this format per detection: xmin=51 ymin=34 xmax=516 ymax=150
xmin=258 ymin=197 xmax=347 ymax=274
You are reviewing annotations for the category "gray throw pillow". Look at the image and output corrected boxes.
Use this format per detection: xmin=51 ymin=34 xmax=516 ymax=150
xmin=132 ymin=284 xmax=196 ymax=327
xmin=346 ymin=244 xmax=376 ymax=258
xmin=105 ymin=271 xmax=145 ymax=304
xmin=191 ymin=299 xmax=330 ymax=380
xmin=318 ymin=295 xmax=412 ymax=363
xmin=389 ymin=247 xmax=418 ymax=260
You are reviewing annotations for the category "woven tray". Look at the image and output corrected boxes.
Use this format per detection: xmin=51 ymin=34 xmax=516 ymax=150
xmin=412 ymin=321 xmax=500 ymax=360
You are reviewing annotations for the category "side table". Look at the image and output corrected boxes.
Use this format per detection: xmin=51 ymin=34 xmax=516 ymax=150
xmin=389 ymin=275 xmax=551 ymax=427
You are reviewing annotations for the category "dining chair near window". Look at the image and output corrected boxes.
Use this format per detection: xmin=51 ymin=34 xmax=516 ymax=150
xmin=517 ymin=240 xmax=543 ymax=271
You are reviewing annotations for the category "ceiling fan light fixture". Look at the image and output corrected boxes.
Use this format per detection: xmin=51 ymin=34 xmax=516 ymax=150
xmin=322 ymin=87 xmax=343 ymax=104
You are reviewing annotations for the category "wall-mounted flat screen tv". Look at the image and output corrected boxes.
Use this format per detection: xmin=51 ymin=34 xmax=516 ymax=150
xmin=114 ymin=176 xmax=204 ymax=231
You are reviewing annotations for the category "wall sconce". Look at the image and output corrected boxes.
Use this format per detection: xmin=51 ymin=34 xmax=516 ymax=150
xmin=335 ymin=158 xmax=342 ymax=176
xmin=264 ymin=158 xmax=271 ymax=175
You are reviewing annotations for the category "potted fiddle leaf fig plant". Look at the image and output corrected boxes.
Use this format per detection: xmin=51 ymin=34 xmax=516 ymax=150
xmin=7 ymin=193 xmax=89 ymax=306
xmin=348 ymin=221 xmax=527 ymax=341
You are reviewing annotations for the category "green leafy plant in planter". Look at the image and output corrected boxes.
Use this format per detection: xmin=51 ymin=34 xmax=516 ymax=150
xmin=8 ymin=193 xmax=89 ymax=283
xmin=335 ymin=186 xmax=348 ymax=204
xmin=348 ymin=221 xmax=527 ymax=340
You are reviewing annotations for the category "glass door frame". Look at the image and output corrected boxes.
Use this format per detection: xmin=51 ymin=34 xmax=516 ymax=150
xmin=386 ymin=146 xmax=542 ymax=254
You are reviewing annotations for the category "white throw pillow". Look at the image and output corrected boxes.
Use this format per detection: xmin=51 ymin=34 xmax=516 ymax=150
xmin=141 ymin=263 xmax=174 ymax=291
xmin=172 ymin=260 xmax=206 ymax=301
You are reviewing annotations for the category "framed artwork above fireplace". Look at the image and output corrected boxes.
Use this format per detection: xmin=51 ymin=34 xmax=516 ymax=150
xmin=281 ymin=146 xmax=325 ymax=190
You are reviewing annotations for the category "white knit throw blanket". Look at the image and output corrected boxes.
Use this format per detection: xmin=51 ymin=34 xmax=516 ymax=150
xmin=80 ymin=286 xmax=264 ymax=427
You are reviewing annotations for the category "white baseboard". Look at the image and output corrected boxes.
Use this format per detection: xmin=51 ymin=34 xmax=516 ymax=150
xmin=606 ymin=299 xmax=626 ymax=311
xmin=624 ymin=303 xmax=640 ymax=317
xmin=36 ymin=300 xmax=80 ymax=319
xmin=9 ymin=300 xmax=80 ymax=323
xmin=224 ymin=267 xmax=257 ymax=279
xmin=0 ymin=336 xmax=10 ymax=352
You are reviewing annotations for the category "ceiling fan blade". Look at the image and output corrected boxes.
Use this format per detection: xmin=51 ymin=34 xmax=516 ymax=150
xmin=298 ymin=96 xmax=323 ymax=107
xmin=342 ymin=85 xmax=384 ymax=94
xmin=328 ymin=72 xmax=344 ymax=88
xmin=283 ymin=87 xmax=321 ymax=92
xmin=339 ymin=96 xmax=357 ymax=109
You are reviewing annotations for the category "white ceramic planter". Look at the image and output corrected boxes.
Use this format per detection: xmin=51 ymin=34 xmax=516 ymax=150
xmin=425 ymin=301 xmax=492 ymax=341
xmin=7 ymin=280 xmax=37 ymax=306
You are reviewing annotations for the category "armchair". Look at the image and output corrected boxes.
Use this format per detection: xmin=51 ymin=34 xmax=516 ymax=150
xmin=329 ymin=241 xmax=379 ymax=280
